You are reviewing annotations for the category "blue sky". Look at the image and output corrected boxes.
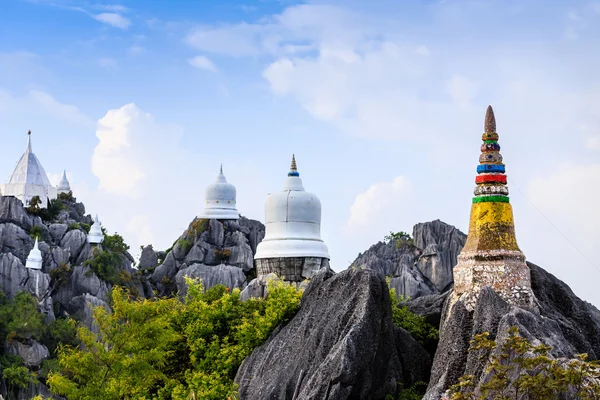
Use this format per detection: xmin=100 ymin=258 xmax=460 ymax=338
xmin=1 ymin=0 xmax=599 ymax=305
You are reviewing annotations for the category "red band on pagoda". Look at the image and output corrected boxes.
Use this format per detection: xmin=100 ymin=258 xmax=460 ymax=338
xmin=475 ymin=174 xmax=507 ymax=184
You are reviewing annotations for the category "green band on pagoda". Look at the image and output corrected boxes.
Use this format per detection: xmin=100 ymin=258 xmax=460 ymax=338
xmin=472 ymin=196 xmax=510 ymax=204
xmin=484 ymin=140 xmax=498 ymax=144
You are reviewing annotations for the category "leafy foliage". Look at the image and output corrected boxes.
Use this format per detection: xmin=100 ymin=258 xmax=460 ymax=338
xmin=102 ymin=231 xmax=130 ymax=254
xmin=0 ymin=291 xmax=46 ymax=342
xmin=214 ymin=248 xmax=231 ymax=262
xmin=389 ymin=287 xmax=438 ymax=352
xmin=83 ymin=250 xmax=123 ymax=285
xmin=29 ymin=225 xmax=43 ymax=240
xmin=48 ymin=278 xmax=303 ymax=400
xmin=58 ymin=191 xmax=74 ymax=201
xmin=384 ymin=231 xmax=414 ymax=247
xmin=448 ymin=326 xmax=600 ymax=400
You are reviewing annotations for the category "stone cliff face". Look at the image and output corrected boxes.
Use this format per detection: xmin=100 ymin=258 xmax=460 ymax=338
xmin=351 ymin=220 xmax=466 ymax=299
xmin=236 ymin=267 xmax=431 ymax=400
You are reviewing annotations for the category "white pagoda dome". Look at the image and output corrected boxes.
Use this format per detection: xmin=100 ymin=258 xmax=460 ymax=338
xmin=255 ymin=155 xmax=329 ymax=260
xmin=199 ymin=165 xmax=239 ymax=220
xmin=0 ymin=131 xmax=57 ymax=207
xmin=25 ymin=238 xmax=43 ymax=270
xmin=57 ymin=170 xmax=71 ymax=194
xmin=87 ymin=214 xmax=104 ymax=244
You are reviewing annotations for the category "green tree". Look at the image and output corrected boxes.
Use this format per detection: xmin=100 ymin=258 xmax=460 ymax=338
xmin=48 ymin=278 xmax=303 ymax=400
xmin=384 ymin=231 xmax=414 ymax=247
xmin=389 ymin=286 xmax=438 ymax=352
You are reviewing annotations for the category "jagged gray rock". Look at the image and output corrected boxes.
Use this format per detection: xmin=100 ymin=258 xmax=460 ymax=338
xmin=413 ymin=220 xmax=466 ymax=293
xmin=424 ymin=263 xmax=600 ymax=399
xmin=238 ymin=217 xmax=265 ymax=254
xmin=53 ymin=265 xmax=110 ymax=315
xmin=60 ymin=229 xmax=86 ymax=264
xmin=49 ymin=223 xmax=68 ymax=243
xmin=236 ymin=268 xmax=430 ymax=400
xmin=406 ymin=291 xmax=450 ymax=329
xmin=68 ymin=293 xmax=110 ymax=334
xmin=151 ymin=251 xmax=179 ymax=285
xmin=208 ymin=218 xmax=225 ymax=247
xmin=0 ymin=252 xmax=28 ymax=298
xmin=184 ymin=244 xmax=205 ymax=265
xmin=0 ymin=222 xmax=34 ymax=264
xmin=5 ymin=340 xmax=49 ymax=368
xmin=0 ymin=196 xmax=33 ymax=231
xmin=139 ymin=245 xmax=159 ymax=270
xmin=175 ymin=263 xmax=246 ymax=296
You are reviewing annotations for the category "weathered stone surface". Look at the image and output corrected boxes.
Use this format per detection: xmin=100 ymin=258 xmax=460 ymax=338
xmin=151 ymin=251 xmax=179 ymax=284
xmin=208 ymin=219 xmax=225 ymax=247
xmin=139 ymin=245 xmax=159 ymax=270
xmin=238 ymin=217 xmax=265 ymax=254
xmin=68 ymin=293 xmax=110 ymax=334
xmin=0 ymin=222 xmax=34 ymax=263
xmin=406 ymin=291 xmax=450 ymax=329
xmin=60 ymin=229 xmax=87 ymax=263
xmin=424 ymin=272 xmax=600 ymax=399
xmin=256 ymin=257 xmax=328 ymax=282
xmin=0 ymin=252 xmax=28 ymax=298
xmin=0 ymin=196 xmax=33 ymax=231
xmin=236 ymin=268 xmax=429 ymax=400
xmin=49 ymin=223 xmax=68 ymax=244
xmin=75 ymin=242 xmax=98 ymax=266
xmin=175 ymin=263 xmax=246 ymax=296
xmin=239 ymin=278 xmax=265 ymax=301
xmin=54 ymin=265 xmax=110 ymax=315
xmin=5 ymin=340 xmax=50 ymax=368
xmin=184 ymin=244 xmax=206 ymax=266
xmin=226 ymin=242 xmax=254 ymax=272
xmin=413 ymin=220 xmax=466 ymax=293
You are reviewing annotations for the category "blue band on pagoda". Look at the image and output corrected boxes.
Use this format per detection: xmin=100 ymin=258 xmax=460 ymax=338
xmin=477 ymin=164 xmax=505 ymax=174
xmin=288 ymin=171 xmax=300 ymax=177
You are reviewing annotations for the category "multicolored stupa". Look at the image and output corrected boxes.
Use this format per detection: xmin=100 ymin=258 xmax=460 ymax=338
xmin=451 ymin=106 xmax=535 ymax=310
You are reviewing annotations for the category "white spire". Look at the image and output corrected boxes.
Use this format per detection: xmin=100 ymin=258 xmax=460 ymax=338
xmin=199 ymin=164 xmax=239 ymax=220
xmin=26 ymin=130 xmax=32 ymax=153
xmin=25 ymin=237 xmax=43 ymax=270
xmin=57 ymin=170 xmax=71 ymax=194
xmin=87 ymin=214 xmax=105 ymax=244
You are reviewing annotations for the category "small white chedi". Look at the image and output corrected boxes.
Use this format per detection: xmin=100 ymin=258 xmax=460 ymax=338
xmin=87 ymin=214 xmax=105 ymax=244
xmin=57 ymin=170 xmax=71 ymax=195
xmin=254 ymin=155 xmax=329 ymax=281
xmin=0 ymin=131 xmax=58 ymax=207
xmin=199 ymin=165 xmax=240 ymax=220
xmin=25 ymin=238 xmax=43 ymax=270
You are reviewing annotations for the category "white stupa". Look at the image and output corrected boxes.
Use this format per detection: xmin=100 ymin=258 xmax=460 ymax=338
xmin=0 ymin=131 xmax=58 ymax=207
xmin=25 ymin=238 xmax=43 ymax=270
xmin=255 ymin=155 xmax=329 ymax=263
xmin=87 ymin=214 xmax=105 ymax=244
xmin=199 ymin=165 xmax=240 ymax=220
xmin=57 ymin=170 xmax=71 ymax=195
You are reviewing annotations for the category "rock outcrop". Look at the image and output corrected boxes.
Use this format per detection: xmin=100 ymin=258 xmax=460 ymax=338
xmin=236 ymin=268 xmax=431 ymax=399
xmin=351 ymin=220 xmax=466 ymax=300
xmin=151 ymin=216 xmax=265 ymax=296
xmin=424 ymin=263 xmax=600 ymax=399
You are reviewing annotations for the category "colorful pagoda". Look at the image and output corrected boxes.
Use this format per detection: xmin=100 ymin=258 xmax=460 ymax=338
xmin=451 ymin=106 xmax=535 ymax=310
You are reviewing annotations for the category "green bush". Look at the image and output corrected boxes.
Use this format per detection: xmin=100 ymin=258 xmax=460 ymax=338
xmin=81 ymin=223 xmax=91 ymax=233
xmin=389 ymin=286 xmax=438 ymax=352
xmin=214 ymin=248 xmax=231 ymax=262
xmin=50 ymin=262 xmax=72 ymax=284
xmin=384 ymin=231 xmax=414 ymax=248
xmin=3 ymin=364 xmax=37 ymax=390
xmin=102 ymin=231 xmax=130 ymax=254
xmin=0 ymin=291 xmax=46 ymax=342
xmin=449 ymin=326 xmax=600 ymax=400
xmin=39 ymin=199 xmax=66 ymax=222
xmin=58 ymin=191 xmax=74 ymax=201
xmin=68 ymin=222 xmax=81 ymax=231
xmin=29 ymin=225 xmax=43 ymax=240
xmin=83 ymin=250 xmax=123 ymax=285
xmin=48 ymin=278 xmax=303 ymax=400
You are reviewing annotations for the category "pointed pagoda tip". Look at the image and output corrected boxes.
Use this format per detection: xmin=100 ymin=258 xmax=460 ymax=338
xmin=62 ymin=170 xmax=68 ymax=179
xmin=34 ymin=237 xmax=39 ymax=248
xmin=484 ymin=105 xmax=496 ymax=133
xmin=290 ymin=154 xmax=297 ymax=172
xmin=220 ymin=163 xmax=223 ymax=175
xmin=26 ymin=130 xmax=32 ymax=152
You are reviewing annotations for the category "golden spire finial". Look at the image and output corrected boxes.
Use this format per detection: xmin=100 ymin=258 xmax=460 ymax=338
xmin=484 ymin=105 xmax=496 ymax=133
xmin=290 ymin=154 xmax=297 ymax=172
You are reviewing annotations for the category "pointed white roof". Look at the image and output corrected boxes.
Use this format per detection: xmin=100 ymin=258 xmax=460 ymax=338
xmin=25 ymin=238 xmax=43 ymax=269
xmin=7 ymin=131 xmax=52 ymax=188
xmin=57 ymin=170 xmax=71 ymax=192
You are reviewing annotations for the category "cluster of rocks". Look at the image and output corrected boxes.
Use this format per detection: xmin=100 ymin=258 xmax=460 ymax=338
xmin=0 ymin=195 xmax=138 ymax=399
xmin=148 ymin=217 xmax=265 ymax=297
xmin=351 ymin=220 xmax=466 ymax=299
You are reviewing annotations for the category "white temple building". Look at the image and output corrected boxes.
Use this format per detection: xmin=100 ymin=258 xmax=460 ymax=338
xmin=87 ymin=214 xmax=105 ymax=244
xmin=0 ymin=131 xmax=57 ymax=207
xmin=57 ymin=170 xmax=71 ymax=195
xmin=25 ymin=238 xmax=43 ymax=270
xmin=254 ymin=156 xmax=329 ymax=281
xmin=199 ymin=165 xmax=240 ymax=220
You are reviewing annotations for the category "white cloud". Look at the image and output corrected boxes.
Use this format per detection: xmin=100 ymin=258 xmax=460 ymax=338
xmin=585 ymin=135 xmax=600 ymax=150
xmin=346 ymin=176 xmax=413 ymax=231
xmin=99 ymin=57 xmax=118 ymax=69
xmin=0 ymin=89 xmax=93 ymax=127
xmin=187 ymin=23 xmax=264 ymax=57
xmin=128 ymin=45 xmax=145 ymax=56
xmin=93 ymin=12 xmax=131 ymax=29
xmin=187 ymin=55 xmax=218 ymax=72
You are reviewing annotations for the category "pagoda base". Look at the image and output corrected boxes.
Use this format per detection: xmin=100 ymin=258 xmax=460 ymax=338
xmin=451 ymin=250 xmax=536 ymax=311
xmin=255 ymin=257 xmax=329 ymax=282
